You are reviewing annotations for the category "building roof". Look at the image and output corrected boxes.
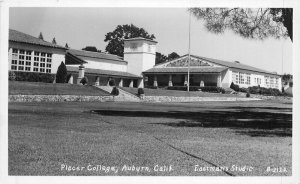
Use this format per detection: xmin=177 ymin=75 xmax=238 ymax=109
xmin=65 ymin=52 xmax=88 ymax=65
xmin=67 ymin=49 xmax=126 ymax=63
xmin=190 ymin=54 xmax=279 ymax=76
xmin=67 ymin=66 xmax=142 ymax=79
xmin=9 ymin=29 xmax=66 ymax=49
xmin=143 ymin=67 xmax=227 ymax=74
xmin=124 ymin=37 xmax=158 ymax=43
xmin=155 ymin=54 xmax=280 ymax=76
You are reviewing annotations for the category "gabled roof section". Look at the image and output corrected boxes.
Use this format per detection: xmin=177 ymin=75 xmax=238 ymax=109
xmin=67 ymin=49 xmax=127 ymax=63
xmin=143 ymin=67 xmax=227 ymax=74
xmin=65 ymin=52 xmax=88 ymax=65
xmin=189 ymin=54 xmax=278 ymax=75
xmin=67 ymin=66 xmax=142 ymax=79
xmin=9 ymin=29 xmax=66 ymax=49
xmin=156 ymin=54 xmax=280 ymax=76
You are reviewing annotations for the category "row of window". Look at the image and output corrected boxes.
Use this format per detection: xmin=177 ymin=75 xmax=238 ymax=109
xmin=232 ymin=72 xmax=251 ymax=85
xmin=10 ymin=48 xmax=52 ymax=73
xmin=233 ymin=72 xmax=279 ymax=88
xmin=254 ymin=77 xmax=262 ymax=85
xmin=265 ymin=76 xmax=279 ymax=88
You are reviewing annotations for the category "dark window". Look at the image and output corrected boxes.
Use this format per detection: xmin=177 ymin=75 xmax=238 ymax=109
xmin=11 ymin=65 xmax=17 ymax=70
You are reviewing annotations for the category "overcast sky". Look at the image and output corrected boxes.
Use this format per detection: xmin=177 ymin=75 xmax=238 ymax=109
xmin=9 ymin=7 xmax=293 ymax=74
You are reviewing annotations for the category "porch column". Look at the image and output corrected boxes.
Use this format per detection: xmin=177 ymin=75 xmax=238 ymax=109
xmin=76 ymin=64 xmax=85 ymax=84
xmin=138 ymin=78 xmax=144 ymax=88
xmin=95 ymin=76 xmax=100 ymax=86
xmin=200 ymin=80 xmax=204 ymax=87
xmin=153 ymin=75 xmax=158 ymax=87
xmin=129 ymin=79 xmax=134 ymax=87
xmin=119 ymin=78 xmax=123 ymax=87
xmin=184 ymin=75 xmax=188 ymax=86
xmin=68 ymin=75 xmax=73 ymax=84
xmin=168 ymin=75 xmax=173 ymax=87
xmin=217 ymin=74 xmax=222 ymax=87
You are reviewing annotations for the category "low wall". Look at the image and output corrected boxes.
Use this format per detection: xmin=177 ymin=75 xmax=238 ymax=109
xmin=9 ymin=95 xmax=113 ymax=102
xmin=9 ymin=94 xmax=261 ymax=103
xmin=142 ymin=96 xmax=260 ymax=103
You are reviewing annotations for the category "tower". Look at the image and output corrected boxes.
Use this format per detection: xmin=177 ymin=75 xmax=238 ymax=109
xmin=124 ymin=37 xmax=157 ymax=77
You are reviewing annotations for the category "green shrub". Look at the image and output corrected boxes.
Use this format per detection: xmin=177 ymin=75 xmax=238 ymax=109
xmin=248 ymin=86 xmax=282 ymax=96
xmin=111 ymin=86 xmax=119 ymax=96
xmin=221 ymin=88 xmax=225 ymax=94
xmin=80 ymin=77 xmax=88 ymax=85
xmin=167 ymin=86 xmax=188 ymax=91
xmin=9 ymin=71 xmax=16 ymax=81
xmin=56 ymin=61 xmax=68 ymax=83
xmin=109 ymin=79 xmax=116 ymax=86
xmin=167 ymin=86 xmax=225 ymax=93
xmin=248 ymin=86 xmax=260 ymax=94
xmin=246 ymin=92 xmax=250 ymax=98
xmin=230 ymin=82 xmax=239 ymax=91
xmin=138 ymin=88 xmax=144 ymax=96
xmin=12 ymin=71 xmax=55 ymax=83
xmin=239 ymin=87 xmax=248 ymax=93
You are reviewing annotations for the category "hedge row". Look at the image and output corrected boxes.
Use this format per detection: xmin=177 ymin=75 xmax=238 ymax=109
xmin=9 ymin=71 xmax=55 ymax=83
xmin=230 ymin=82 xmax=283 ymax=96
xmin=166 ymin=86 xmax=225 ymax=93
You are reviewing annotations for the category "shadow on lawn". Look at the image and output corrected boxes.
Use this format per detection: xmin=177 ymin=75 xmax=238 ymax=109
xmin=91 ymin=107 xmax=292 ymax=137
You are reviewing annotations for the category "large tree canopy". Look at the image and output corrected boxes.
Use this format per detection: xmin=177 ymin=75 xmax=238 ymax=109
xmin=189 ymin=8 xmax=292 ymax=41
xmin=104 ymin=24 xmax=156 ymax=57
xmin=155 ymin=52 xmax=180 ymax=65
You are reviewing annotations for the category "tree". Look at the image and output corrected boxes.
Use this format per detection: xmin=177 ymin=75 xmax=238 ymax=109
xmin=56 ymin=62 xmax=68 ymax=83
xmin=104 ymin=24 xmax=156 ymax=57
xmin=155 ymin=52 xmax=180 ymax=65
xmin=38 ymin=32 xmax=44 ymax=40
xmin=52 ymin=37 xmax=57 ymax=44
xmin=167 ymin=52 xmax=180 ymax=60
xmin=155 ymin=52 xmax=168 ymax=65
xmin=65 ymin=43 xmax=69 ymax=48
xmin=189 ymin=8 xmax=292 ymax=41
xmin=82 ymin=46 xmax=97 ymax=52
xmin=282 ymin=73 xmax=292 ymax=85
xmin=82 ymin=46 xmax=101 ymax=52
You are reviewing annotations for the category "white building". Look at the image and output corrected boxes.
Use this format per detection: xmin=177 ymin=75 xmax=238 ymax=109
xmin=8 ymin=29 xmax=282 ymax=90
xmin=143 ymin=55 xmax=282 ymax=90
xmin=8 ymin=29 xmax=66 ymax=74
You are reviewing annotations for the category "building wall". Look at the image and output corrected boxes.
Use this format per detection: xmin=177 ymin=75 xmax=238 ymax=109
xmin=124 ymin=54 xmax=144 ymax=76
xmin=8 ymin=42 xmax=66 ymax=74
xmin=221 ymin=69 xmax=231 ymax=88
xmin=81 ymin=56 xmax=127 ymax=72
xmin=229 ymin=68 xmax=282 ymax=90
xmin=124 ymin=40 xmax=156 ymax=76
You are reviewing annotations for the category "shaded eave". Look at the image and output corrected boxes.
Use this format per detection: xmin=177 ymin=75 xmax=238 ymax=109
xmin=143 ymin=67 xmax=227 ymax=74
xmin=67 ymin=66 xmax=142 ymax=79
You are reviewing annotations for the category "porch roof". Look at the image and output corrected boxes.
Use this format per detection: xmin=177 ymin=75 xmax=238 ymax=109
xmin=67 ymin=66 xmax=142 ymax=79
xmin=143 ymin=67 xmax=227 ymax=74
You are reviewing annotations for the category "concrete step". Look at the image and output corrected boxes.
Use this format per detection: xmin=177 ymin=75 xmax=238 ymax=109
xmin=95 ymin=85 xmax=141 ymax=102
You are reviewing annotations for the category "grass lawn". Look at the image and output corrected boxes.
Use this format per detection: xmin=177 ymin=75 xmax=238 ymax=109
xmin=120 ymin=87 xmax=241 ymax=97
xmin=9 ymin=81 xmax=110 ymax=96
xmin=8 ymin=100 xmax=292 ymax=176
